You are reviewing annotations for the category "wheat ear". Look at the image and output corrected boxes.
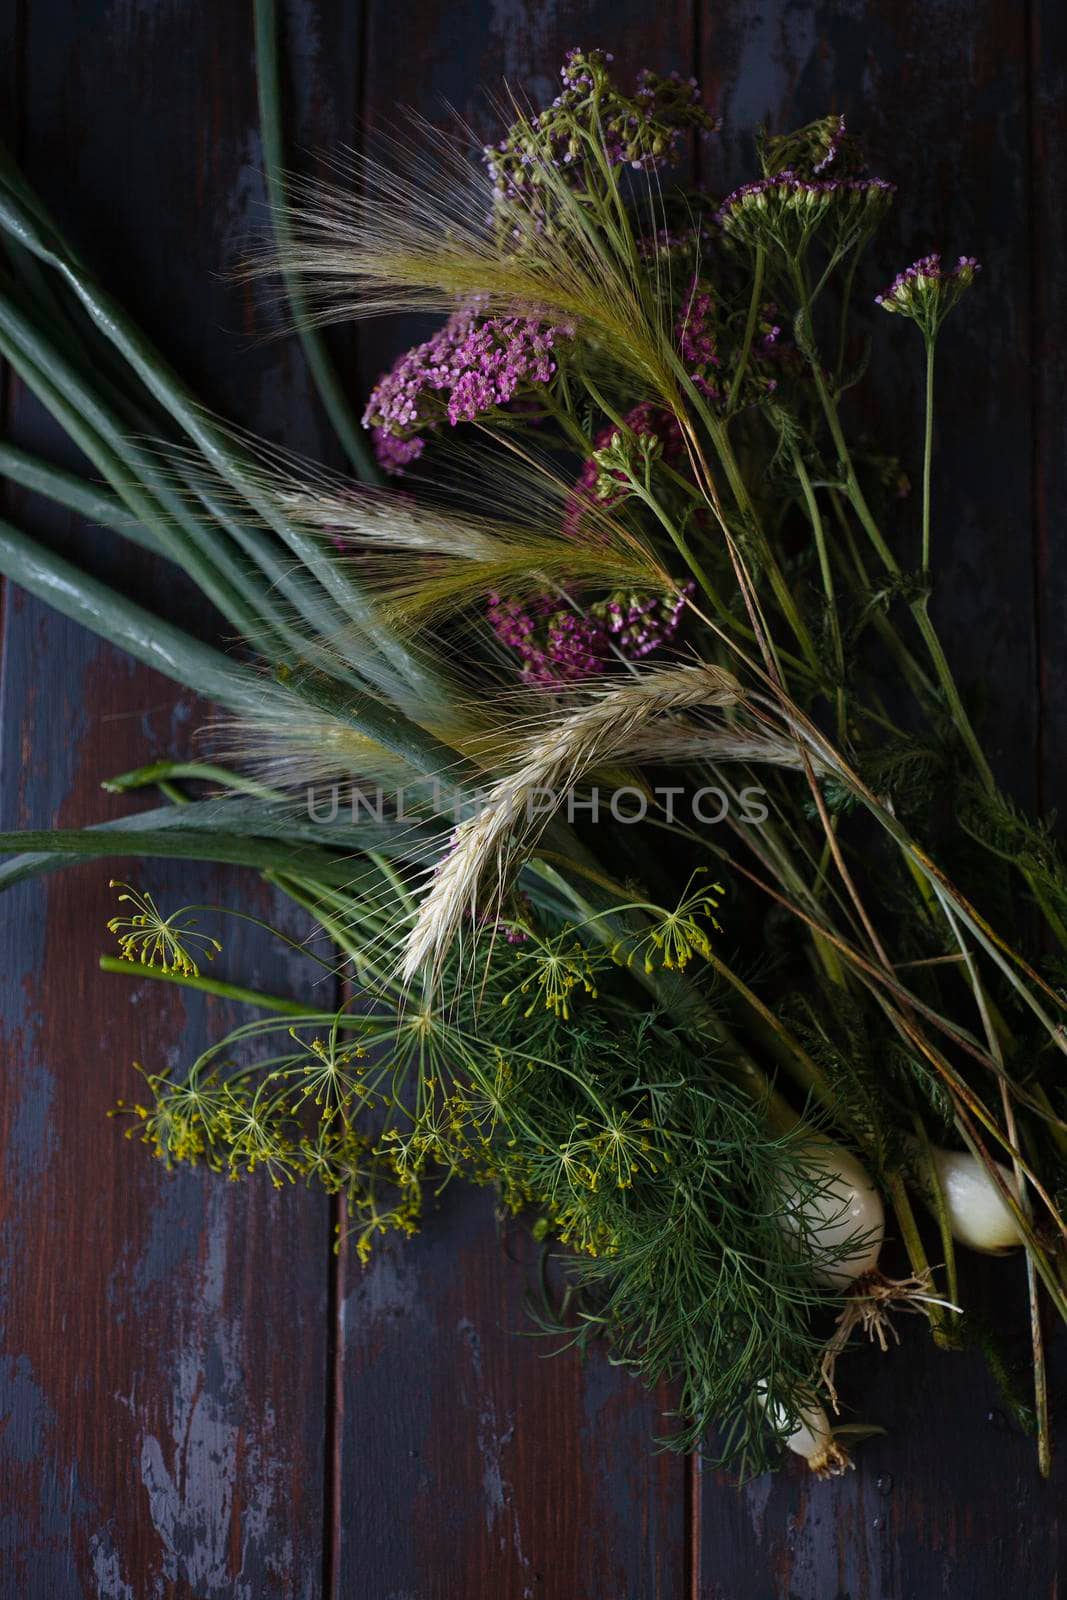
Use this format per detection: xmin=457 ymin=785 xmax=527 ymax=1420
xmin=400 ymin=663 xmax=741 ymax=986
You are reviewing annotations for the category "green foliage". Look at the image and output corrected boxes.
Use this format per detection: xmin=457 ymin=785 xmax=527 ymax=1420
xmin=115 ymin=920 xmax=862 ymax=1474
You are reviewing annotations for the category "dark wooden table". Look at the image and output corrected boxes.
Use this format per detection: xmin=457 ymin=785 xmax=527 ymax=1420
xmin=1 ymin=4 xmax=1064 ymax=1596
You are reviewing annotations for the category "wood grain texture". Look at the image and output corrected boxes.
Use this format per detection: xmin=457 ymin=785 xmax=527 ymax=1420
xmin=0 ymin=4 xmax=1063 ymax=1598
xmin=0 ymin=4 xmax=335 ymax=1595
xmin=1031 ymin=0 xmax=1067 ymax=812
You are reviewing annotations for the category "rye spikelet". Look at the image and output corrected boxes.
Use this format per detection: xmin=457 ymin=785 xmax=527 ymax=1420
xmin=400 ymin=662 xmax=741 ymax=986
xmin=621 ymin=726 xmax=826 ymax=772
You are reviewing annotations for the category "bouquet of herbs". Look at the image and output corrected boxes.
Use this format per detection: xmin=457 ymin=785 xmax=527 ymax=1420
xmin=1 ymin=34 xmax=1065 ymax=1479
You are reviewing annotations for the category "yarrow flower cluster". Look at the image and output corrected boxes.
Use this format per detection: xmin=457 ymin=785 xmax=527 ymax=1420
xmin=487 ymin=584 xmax=693 ymax=685
xmin=809 ymin=113 xmax=848 ymax=175
xmin=483 ymin=47 xmax=718 ymax=225
xmin=759 ymin=112 xmax=866 ymax=183
xmin=675 ymin=277 xmax=783 ymax=405
xmin=875 ymin=253 xmax=981 ymax=337
xmin=363 ymin=299 xmax=574 ymax=473
xmin=563 ymin=403 xmax=684 ymax=534
xmin=716 ymin=171 xmax=896 ymax=257
xmin=677 ymin=277 xmax=720 ymax=383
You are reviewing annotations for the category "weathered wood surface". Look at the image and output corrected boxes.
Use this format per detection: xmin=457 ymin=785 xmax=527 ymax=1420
xmin=0 ymin=3 xmax=1062 ymax=1597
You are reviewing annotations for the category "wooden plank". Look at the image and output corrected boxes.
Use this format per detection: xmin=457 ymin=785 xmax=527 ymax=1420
xmin=0 ymin=4 xmax=336 ymax=1593
xmin=1032 ymin=0 xmax=1067 ymax=812
xmin=339 ymin=6 xmax=694 ymax=1596
xmin=699 ymin=1276 xmax=1065 ymax=1598
xmin=3 ymin=3 xmax=1062 ymax=1596
xmin=698 ymin=2 xmax=1065 ymax=1594
xmin=341 ymin=1190 xmax=683 ymax=1599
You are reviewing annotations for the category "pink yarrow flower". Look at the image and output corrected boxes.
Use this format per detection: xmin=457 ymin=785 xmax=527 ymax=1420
xmin=487 ymin=584 xmax=694 ymax=686
xmin=563 ymin=402 xmax=685 ymax=535
xmin=363 ymin=300 xmax=574 ymax=473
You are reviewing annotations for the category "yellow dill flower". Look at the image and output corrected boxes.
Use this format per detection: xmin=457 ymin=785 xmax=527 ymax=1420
xmin=616 ymin=873 xmax=724 ymax=974
xmin=216 ymin=1084 xmax=295 ymax=1189
xmin=462 ymin=1049 xmax=520 ymax=1140
xmin=107 ymin=882 xmax=222 ymax=977
xmin=503 ymin=934 xmax=601 ymax=1020
xmin=285 ymin=1030 xmax=367 ymax=1122
xmin=347 ymin=1188 xmax=423 ymax=1266
xmin=112 ymin=1064 xmax=226 ymax=1171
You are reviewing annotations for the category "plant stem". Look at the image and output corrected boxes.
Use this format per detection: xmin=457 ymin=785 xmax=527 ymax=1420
xmin=790 ymin=441 xmax=845 ymax=737
xmin=0 ymin=160 xmax=432 ymax=692
xmin=796 ymin=293 xmax=997 ymax=795
xmin=883 ymin=1170 xmax=955 ymax=1340
xmin=0 ymin=298 xmax=287 ymax=651
xmin=0 ymin=441 xmax=164 ymax=554
xmin=726 ymin=244 xmax=765 ymax=413
xmin=921 ymin=336 xmax=935 ymax=574
xmin=826 ymin=489 xmax=935 ymax=700
xmin=910 ymin=597 xmax=996 ymax=792
xmin=99 ymin=954 xmax=312 ymax=1015
xmin=911 ymin=1115 xmax=962 ymax=1347
xmin=252 ymin=0 xmax=380 ymax=483
xmin=627 ymin=475 xmax=732 ymax=624
xmin=102 ymin=760 xmax=284 ymax=802
xmin=954 ymin=935 xmax=1052 ymax=1475
xmin=0 ymin=515 xmax=264 ymax=710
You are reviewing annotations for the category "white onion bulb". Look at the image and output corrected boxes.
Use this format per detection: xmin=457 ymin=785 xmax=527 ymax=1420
xmin=928 ymin=1147 xmax=1023 ymax=1254
xmin=759 ymin=1386 xmax=853 ymax=1477
xmin=780 ymin=1136 xmax=885 ymax=1287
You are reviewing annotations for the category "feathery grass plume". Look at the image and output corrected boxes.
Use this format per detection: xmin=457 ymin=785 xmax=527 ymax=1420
xmin=273 ymin=479 xmax=674 ymax=630
xmin=240 ymin=91 xmax=704 ymax=421
xmin=196 ymin=414 xmax=682 ymax=666
xmin=204 ymin=600 xmax=554 ymax=801
xmin=210 ymin=698 xmax=427 ymax=796
xmin=400 ymin=662 xmax=741 ymax=987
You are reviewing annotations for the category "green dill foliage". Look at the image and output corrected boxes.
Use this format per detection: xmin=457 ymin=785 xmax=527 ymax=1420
xmin=781 ymin=989 xmax=913 ymax=1170
xmin=492 ymin=1031 xmax=847 ymax=1473
xmin=114 ymin=890 xmax=854 ymax=1474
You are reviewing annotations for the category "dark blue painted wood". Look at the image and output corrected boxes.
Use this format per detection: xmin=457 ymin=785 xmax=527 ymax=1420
xmin=0 ymin=4 xmax=334 ymax=1595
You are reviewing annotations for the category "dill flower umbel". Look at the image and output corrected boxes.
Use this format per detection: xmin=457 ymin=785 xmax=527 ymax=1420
xmin=106 ymin=882 xmax=222 ymax=976
xmin=501 ymin=933 xmax=602 ymax=1019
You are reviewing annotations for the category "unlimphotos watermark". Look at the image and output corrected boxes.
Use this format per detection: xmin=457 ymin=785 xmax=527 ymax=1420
xmin=304 ymin=783 xmax=769 ymax=828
